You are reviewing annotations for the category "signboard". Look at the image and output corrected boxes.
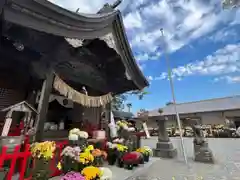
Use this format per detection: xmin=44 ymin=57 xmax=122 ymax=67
xmin=143 ymin=122 xmax=150 ymax=138
xmin=108 ymin=111 xmax=117 ymax=138
xmin=1 ymin=118 xmax=12 ymax=136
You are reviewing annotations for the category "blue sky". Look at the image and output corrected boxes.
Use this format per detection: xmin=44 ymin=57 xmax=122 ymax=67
xmin=51 ymin=0 xmax=240 ymax=113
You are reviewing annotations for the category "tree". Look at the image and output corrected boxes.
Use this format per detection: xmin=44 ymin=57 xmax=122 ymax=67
xmin=111 ymin=89 xmax=149 ymax=111
xmin=222 ymin=0 xmax=239 ymax=9
xmin=128 ymin=89 xmax=149 ymax=100
xmin=137 ymin=108 xmax=149 ymax=122
xmin=166 ymin=101 xmax=174 ymax=106
xmin=111 ymin=94 xmax=127 ymax=111
xmin=158 ymin=108 xmax=163 ymax=114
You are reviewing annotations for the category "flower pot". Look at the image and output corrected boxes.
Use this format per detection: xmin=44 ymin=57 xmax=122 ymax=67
xmin=32 ymin=158 xmax=51 ymax=180
xmin=117 ymin=151 xmax=126 ymax=168
xmin=107 ymin=149 xmax=117 ymax=165
xmin=117 ymin=158 xmax=124 ymax=168
xmin=62 ymin=156 xmax=79 ymax=173
xmin=143 ymin=154 xmax=149 ymax=162
xmin=107 ymin=156 xmax=116 ymax=165
xmin=94 ymin=156 xmax=104 ymax=167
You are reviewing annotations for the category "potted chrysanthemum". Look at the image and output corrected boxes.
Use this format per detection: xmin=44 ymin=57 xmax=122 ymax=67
xmin=81 ymin=166 xmax=102 ymax=180
xmin=30 ymin=141 xmax=56 ymax=180
xmin=91 ymin=149 xmax=107 ymax=167
xmin=61 ymin=146 xmax=81 ymax=173
xmin=116 ymin=144 xmax=128 ymax=168
xmin=122 ymin=151 xmax=143 ymax=170
xmin=136 ymin=146 xmax=152 ymax=162
xmin=106 ymin=142 xmax=117 ymax=165
xmin=78 ymin=151 xmax=95 ymax=171
xmin=69 ymin=128 xmax=88 ymax=149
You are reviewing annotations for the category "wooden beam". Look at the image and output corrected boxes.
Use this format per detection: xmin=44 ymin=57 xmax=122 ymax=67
xmin=0 ymin=0 xmax=7 ymax=50
xmin=34 ymin=70 xmax=54 ymax=142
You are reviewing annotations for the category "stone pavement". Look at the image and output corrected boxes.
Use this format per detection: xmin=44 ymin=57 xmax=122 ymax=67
xmin=125 ymin=137 xmax=240 ymax=180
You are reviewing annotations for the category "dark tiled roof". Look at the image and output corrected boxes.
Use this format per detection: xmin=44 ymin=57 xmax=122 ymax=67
xmin=148 ymin=96 xmax=240 ymax=116
xmin=112 ymin=110 xmax=134 ymax=119
xmin=2 ymin=0 xmax=148 ymax=90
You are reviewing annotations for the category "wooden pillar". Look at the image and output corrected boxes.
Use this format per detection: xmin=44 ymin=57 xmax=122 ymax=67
xmin=34 ymin=71 xmax=54 ymax=142
xmin=0 ymin=0 xmax=6 ymax=50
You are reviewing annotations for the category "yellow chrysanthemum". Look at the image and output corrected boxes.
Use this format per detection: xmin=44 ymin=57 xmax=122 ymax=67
xmin=57 ymin=162 xmax=62 ymax=170
xmin=81 ymin=166 xmax=102 ymax=180
xmin=85 ymin=145 xmax=94 ymax=152
xmin=31 ymin=141 xmax=56 ymax=160
xmin=136 ymin=148 xmax=145 ymax=154
xmin=116 ymin=144 xmax=128 ymax=152
xmin=79 ymin=151 xmax=94 ymax=164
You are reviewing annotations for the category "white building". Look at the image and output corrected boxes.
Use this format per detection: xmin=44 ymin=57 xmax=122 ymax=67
xmin=146 ymin=96 xmax=240 ymax=128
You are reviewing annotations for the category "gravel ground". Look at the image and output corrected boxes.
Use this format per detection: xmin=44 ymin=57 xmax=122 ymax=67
xmin=126 ymin=137 xmax=240 ymax=180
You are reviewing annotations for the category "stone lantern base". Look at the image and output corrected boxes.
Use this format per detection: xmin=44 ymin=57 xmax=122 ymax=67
xmin=154 ymin=141 xmax=177 ymax=158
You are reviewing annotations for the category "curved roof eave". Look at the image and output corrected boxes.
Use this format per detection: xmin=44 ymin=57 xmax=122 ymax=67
xmin=112 ymin=12 xmax=149 ymax=89
xmin=2 ymin=0 xmax=149 ymax=90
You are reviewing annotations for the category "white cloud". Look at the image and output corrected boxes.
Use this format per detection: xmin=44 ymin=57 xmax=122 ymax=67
xmin=126 ymin=0 xmax=239 ymax=55
xmin=123 ymin=11 xmax=142 ymax=29
xmin=214 ymin=76 xmax=240 ymax=83
xmin=135 ymin=52 xmax=161 ymax=62
xmin=50 ymin=0 xmax=239 ymax=67
xmin=208 ymin=28 xmax=239 ymax=42
xmin=156 ymin=43 xmax=240 ymax=80
xmin=147 ymin=76 xmax=153 ymax=81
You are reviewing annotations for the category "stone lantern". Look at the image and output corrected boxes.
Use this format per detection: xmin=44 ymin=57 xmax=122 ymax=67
xmin=153 ymin=116 xmax=177 ymax=158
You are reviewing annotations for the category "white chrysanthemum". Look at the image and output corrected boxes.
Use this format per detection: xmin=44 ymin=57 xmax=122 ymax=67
xmin=106 ymin=142 xmax=112 ymax=148
xmin=100 ymin=167 xmax=112 ymax=180
xmin=69 ymin=128 xmax=80 ymax=135
xmin=113 ymin=138 xmax=119 ymax=143
xmin=122 ymin=124 xmax=128 ymax=130
xmin=128 ymin=127 xmax=135 ymax=132
xmin=119 ymin=138 xmax=124 ymax=143
xmin=68 ymin=133 xmax=78 ymax=141
xmin=111 ymin=144 xmax=117 ymax=148
xmin=77 ymin=131 xmax=88 ymax=138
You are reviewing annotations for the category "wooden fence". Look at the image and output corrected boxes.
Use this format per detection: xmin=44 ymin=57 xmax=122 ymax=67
xmin=0 ymin=140 xmax=68 ymax=180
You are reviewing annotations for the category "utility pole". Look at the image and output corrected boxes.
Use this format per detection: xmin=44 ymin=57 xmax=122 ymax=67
xmin=160 ymin=28 xmax=188 ymax=166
